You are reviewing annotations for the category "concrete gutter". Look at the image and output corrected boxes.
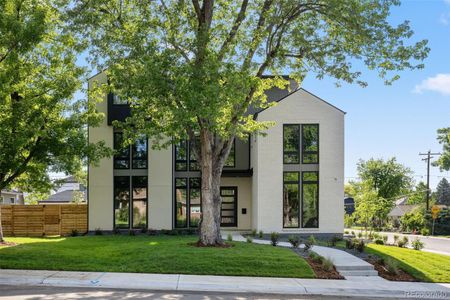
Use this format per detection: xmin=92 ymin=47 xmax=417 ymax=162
xmin=1 ymin=269 xmax=449 ymax=299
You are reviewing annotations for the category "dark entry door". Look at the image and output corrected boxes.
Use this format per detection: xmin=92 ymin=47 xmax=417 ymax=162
xmin=220 ymin=187 xmax=238 ymax=227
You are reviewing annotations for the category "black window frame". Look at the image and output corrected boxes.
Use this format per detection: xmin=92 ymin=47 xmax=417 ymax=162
xmin=113 ymin=176 xmax=131 ymax=229
xmin=301 ymin=171 xmax=319 ymax=228
xmin=131 ymin=176 xmax=148 ymax=229
xmin=220 ymin=187 xmax=238 ymax=227
xmin=283 ymin=124 xmax=300 ymax=164
xmin=282 ymin=171 xmax=300 ymax=228
xmin=302 ymin=124 xmax=319 ymax=164
xmin=113 ymin=132 xmax=130 ymax=169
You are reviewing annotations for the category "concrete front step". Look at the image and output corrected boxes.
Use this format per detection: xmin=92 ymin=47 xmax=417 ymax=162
xmin=335 ymin=264 xmax=375 ymax=271
xmin=338 ymin=270 xmax=379 ymax=277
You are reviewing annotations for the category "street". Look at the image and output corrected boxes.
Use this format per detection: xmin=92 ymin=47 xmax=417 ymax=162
xmin=0 ymin=285 xmax=410 ymax=300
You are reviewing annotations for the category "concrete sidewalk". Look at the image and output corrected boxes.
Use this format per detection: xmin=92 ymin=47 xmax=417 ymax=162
xmin=0 ymin=269 xmax=449 ymax=299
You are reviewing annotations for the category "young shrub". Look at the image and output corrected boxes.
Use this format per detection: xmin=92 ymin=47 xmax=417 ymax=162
xmin=393 ymin=234 xmax=399 ymax=243
xmin=322 ymin=257 xmax=334 ymax=272
xmin=357 ymin=232 xmax=363 ymax=238
xmin=140 ymin=227 xmax=148 ymax=234
xmin=308 ymin=235 xmax=317 ymax=245
xmin=420 ymin=228 xmax=430 ymax=236
xmin=246 ymin=236 xmax=253 ymax=243
xmin=94 ymin=228 xmax=103 ymax=235
xmin=382 ymin=235 xmax=388 ymax=244
xmin=368 ymin=232 xmax=374 ymax=240
xmin=328 ymin=235 xmax=341 ymax=247
xmin=374 ymin=239 xmax=384 ymax=245
xmin=288 ymin=235 xmax=300 ymax=248
xmin=71 ymin=229 xmax=78 ymax=237
xmin=402 ymin=236 xmax=409 ymax=247
xmin=344 ymin=230 xmax=349 ymax=234
xmin=308 ymin=252 xmax=323 ymax=264
xmin=128 ymin=229 xmax=136 ymax=236
xmin=355 ymin=239 xmax=365 ymax=253
xmin=251 ymin=229 xmax=257 ymax=237
xmin=351 ymin=231 xmax=355 ymax=236
xmin=258 ymin=230 xmax=264 ymax=238
xmin=345 ymin=238 xmax=354 ymax=249
xmin=113 ymin=227 xmax=121 ymax=235
xmin=270 ymin=232 xmax=279 ymax=246
xmin=397 ymin=239 xmax=406 ymax=248
xmin=227 ymin=233 xmax=233 ymax=242
xmin=412 ymin=238 xmax=424 ymax=250
xmin=385 ymin=258 xmax=399 ymax=275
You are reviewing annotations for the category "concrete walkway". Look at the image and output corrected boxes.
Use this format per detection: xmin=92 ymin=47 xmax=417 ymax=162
xmin=225 ymin=233 xmax=378 ymax=277
xmin=1 ymin=269 xmax=449 ymax=299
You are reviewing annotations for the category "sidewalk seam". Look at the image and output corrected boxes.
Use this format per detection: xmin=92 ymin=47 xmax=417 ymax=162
xmin=40 ymin=271 xmax=60 ymax=285
xmin=175 ymin=274 xmax=180 ymax=291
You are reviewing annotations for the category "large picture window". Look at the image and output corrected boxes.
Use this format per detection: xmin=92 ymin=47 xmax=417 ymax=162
xmin=132 ymin=176 xmax=148 ymax=228
xmin=114 ymin=132 xmax=130 ymax=169
xmin=302 ymin=172 xmax=319 ymax=228
xmin=283 ymin=172 xmax=300 ymax=228
xmin=283 ymin=125 xmax=300 ymax=164
xmin=302 ymin=124 xmax=319 ymax=164
xmin=114 ymin=176 xmax=130 ymax=228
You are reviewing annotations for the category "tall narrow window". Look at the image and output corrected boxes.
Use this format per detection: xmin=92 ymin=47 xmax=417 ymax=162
xmin=112 ymin=94 xmax=128 ymax=105
xmin=175 ymin=141 xmax=188 ymax=171
xmin=175 ymin=178 xmax=187 ymax=228
xmin=283 ymin=172 xmax=300 ymax=228
xmin=224 ymin=140 xmax=235 ymax=167
xmin=189 ymin=137 xmax=200 ymax=171
xmin=132 ymin=176 xmax=147 ymax=228
xmin=132 ymin=136 xmax=148 ymax=169
xmin=114 ymin=132 xmax=130 ymax=169
xmin=114 ymin=176 xmax=130 ymax=228
xmin=302 ymin=172 xmax=319 ymax=228
xmin=283 ymin=125 xmax=300 ymax=164
xmin=189 ymin=178 xmax=201 ymax=227
xmin=302 ymin=124 xmax=319 ymax=164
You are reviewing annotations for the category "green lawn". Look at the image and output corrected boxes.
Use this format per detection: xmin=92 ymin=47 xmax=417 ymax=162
xmin=0 ymin=235 xmax=314 ymax=278
xmin=366 ymin=244 xmax=450 ymax=283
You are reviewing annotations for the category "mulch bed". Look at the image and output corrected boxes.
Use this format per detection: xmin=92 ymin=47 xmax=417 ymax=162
xmin=365 ymin=257 xmax=417 ymax=282
xmin=306 ymin=257 xmax=344 ymax=279
xmin=0 ymin=241 xmax=17 ymax=247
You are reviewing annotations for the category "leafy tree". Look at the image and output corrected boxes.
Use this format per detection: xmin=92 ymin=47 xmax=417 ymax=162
xmin=400 ymin=208 xmax=425 ymax=232
xmin=24 ymin=192 xmax=50 ymax=205
xmin=407 ymin=181 xmax=428 ymax=205
xmin=436 ymin=178 xmax=450 ymax=206
xmin=66 ymin=0 xmax=428 ymax=245
xmin=0 ymin=0 xmax=109 ymax=242
xmin=434 ymin=127 xmax=450 ymax=171
xmin=357 ymin=158 xmax=413 ymax=199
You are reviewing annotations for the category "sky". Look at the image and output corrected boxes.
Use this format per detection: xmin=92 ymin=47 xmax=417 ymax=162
xmin=300 ymin=0 xmax=450 ymax=190
xmin=73 ymin=1 xmax=450 ymax=190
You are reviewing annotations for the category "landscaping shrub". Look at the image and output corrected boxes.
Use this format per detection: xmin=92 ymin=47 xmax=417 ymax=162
xmin=322 ymin=257 xmax=334 ymax=272
xmin=351 ymin=231 xmax=355 ymax=236
xmin=393 ymin=234 xmax=399 ymax=243
xmin=344 ymin=230 xmax=349 ymax=234
xmin=308 ymin=235 xmax=317 ymax=245
xmin=288 ymin=235 xmax=300 ymax=248
xmin=357 ymin=232 xmax=363 ymax=238
xmin=258 ymin=230 xmax=264 ymax=238
xmin=412 ymin=238 xmax=424 ymax=250
xmin=128 ymin=230 xmax=136 ymax=236
xmin=344 ymin=214 xmax=354 ymax=228
xmin=140 ymin=227 xmax=148 ymax=234
xmin=113 ymin=227 xmax=121 ymax=235
xmin=354 ymin=239 xmax=365 ymax=253
xmin=308 ymin=252 xmax=323 ymax=264
xmin=71 ymin=229 xmax=78 ymax=237
xmin=382 ymin=235 xmax=388 ymax=244
xmin=251 ymin=229 xmax=257 ymax=237
xmin=246 ymin=236 xmax=253 ymax=243
xmin=147 ymin=229 xmax=159 ymax=236
xmin=270 ymin=232 xmax=279 ymax=246
xmin=303 ymin=235 xmax=316 ymax=252
xmin=397 ymin=236 xmax=409 ymax=248
xmin=227 ymin=233 xmax=233 ymax=242
xmin=385 ymin=258 xmax=399 ymax=275
xmin=374 ymin=239 xmax=384 ymax=245
xmin=420 ymin=228 xmax=430 ymax=236
xmin=345 ymin=239 xmax=354 ymax=249
xmin=94 ymin=228 xmax=103 ymax=235
xmin=327 ymin=235 xmax=341 ymax=247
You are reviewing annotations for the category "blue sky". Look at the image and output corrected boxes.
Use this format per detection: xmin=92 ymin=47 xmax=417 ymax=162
xmin=75 ymin=1 xmax=450 ymax=190
xmin=301 ymin=0 xmax=450 ymax=189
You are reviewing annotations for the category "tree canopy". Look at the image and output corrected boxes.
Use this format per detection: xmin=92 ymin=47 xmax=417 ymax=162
xmin=434 ymin=127 xmax=450 ymax=171
xmin=436 ymin=178 xmax=450 ymax=206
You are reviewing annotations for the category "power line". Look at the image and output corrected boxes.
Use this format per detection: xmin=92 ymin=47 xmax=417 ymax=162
xmin=419 ymin=151 xmax=442 ymax=211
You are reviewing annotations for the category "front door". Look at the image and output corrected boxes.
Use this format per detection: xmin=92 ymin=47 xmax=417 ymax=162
xmin=220 ymin=187 xmax=238 ymax=227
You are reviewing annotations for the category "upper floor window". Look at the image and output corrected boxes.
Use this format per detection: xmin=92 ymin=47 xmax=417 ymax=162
xmin=175 ymin=140 xmax=188 ymax=171
xmin=112 ymin=94 xmax=128 ymax=105
xmin=302 ymin=124 xmax=319 ymax=164
xmin=224 ymin=140 xmax=235 ymax=168
xmin=283 ymin=124 xmax=300 ymax=164
xmin=114 ymin=132 xmax=148 ymax=169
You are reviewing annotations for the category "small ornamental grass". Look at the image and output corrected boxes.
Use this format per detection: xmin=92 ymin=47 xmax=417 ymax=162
xmin=270 ymin=232 xmax=279 ymax=246
xmin=288 ymin=235 xmax=300 ymax=248
xmin=411 ymin=238 xmax=424 ymax=251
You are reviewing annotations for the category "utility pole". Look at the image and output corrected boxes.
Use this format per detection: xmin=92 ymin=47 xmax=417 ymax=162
xmin=419 ymin=151 xmax=441 ymax=211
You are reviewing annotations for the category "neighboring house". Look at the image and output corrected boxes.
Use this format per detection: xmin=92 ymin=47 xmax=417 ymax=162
xmin=0 ymin=190 xmax=24 ymax=205
xmin=388 ymin=197 xmax=418 ymax=227
xmin=38 ymin=176 xmax=86 ymax=204
xmin=344 ymin=197 xmax=355 ymax=215
xmin=88 ymin=72 xmax=345 ymax=235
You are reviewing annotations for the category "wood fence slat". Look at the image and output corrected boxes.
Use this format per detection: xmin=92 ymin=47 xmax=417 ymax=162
xmin=0 ymin=204 xmax=87 ymax=237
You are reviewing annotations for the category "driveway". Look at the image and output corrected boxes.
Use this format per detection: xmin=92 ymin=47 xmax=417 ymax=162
xmin=349 ymin=229 xmax=450 ymax=255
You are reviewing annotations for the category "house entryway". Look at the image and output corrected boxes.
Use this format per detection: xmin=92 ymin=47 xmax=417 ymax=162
xmin=220 ymin=187 xmax=237 ymax=227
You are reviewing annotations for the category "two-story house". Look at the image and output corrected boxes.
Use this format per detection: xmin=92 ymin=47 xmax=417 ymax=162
xmin=88 ymin=72 xmax=345 ymax=236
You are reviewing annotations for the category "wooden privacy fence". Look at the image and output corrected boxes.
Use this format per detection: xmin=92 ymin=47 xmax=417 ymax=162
xmin=0 ymin=204 xmax=87 ymax=237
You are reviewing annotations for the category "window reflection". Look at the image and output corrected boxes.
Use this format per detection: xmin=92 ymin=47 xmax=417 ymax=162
xmin=283 ymin=172 xmax=299 ymax=228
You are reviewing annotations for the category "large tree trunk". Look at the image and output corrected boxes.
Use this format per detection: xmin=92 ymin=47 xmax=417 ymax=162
xmin=0 ymin=191 xmax=4 ymax=243
xmin=198 ymin=129 xmax=229 ymax=246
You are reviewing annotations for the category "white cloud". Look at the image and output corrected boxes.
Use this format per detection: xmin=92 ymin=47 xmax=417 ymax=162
xmin=414 ymin=73 xmax=450 ymax=96
xmin=440 ymin=13 xmax=449 ymax=25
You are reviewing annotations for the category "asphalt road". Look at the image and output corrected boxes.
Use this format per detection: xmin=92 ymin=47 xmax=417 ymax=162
xmin=0 ymin=285 xmax=403 ymax=300
xmin=350 ymin=229 xmax=450 ymax=255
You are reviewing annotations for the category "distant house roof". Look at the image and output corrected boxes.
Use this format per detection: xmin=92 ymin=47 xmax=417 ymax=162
xmin=395 ymin=197 xmax=409 ymax=206
xmin=388 ymin=204 xmax=418 ymax=218
xmin=38 ymin=190 xmax=86 ymax=204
